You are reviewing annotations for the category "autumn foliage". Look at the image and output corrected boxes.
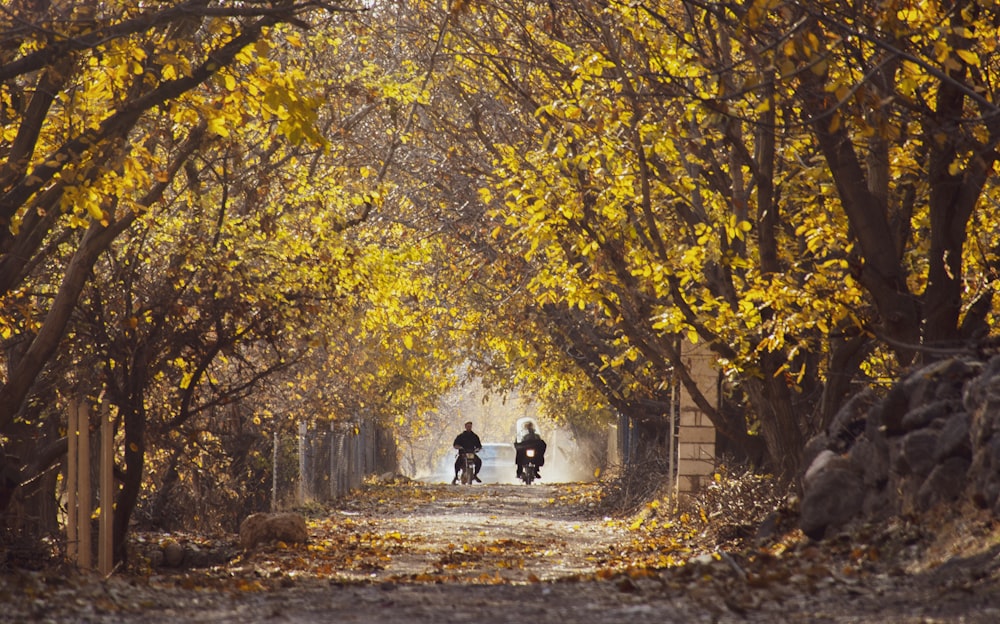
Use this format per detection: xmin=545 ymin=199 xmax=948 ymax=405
xmin=2 ymin=0 xmax=1000 ymax=567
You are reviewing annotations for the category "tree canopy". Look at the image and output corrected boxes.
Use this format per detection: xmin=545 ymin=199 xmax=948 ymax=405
xmin=2 ymin=0 xmax=1000 ymax=561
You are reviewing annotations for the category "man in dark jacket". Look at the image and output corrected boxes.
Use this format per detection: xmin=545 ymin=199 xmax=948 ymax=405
xmin=452 ymin=421 xmax=482 ymax=484
xmin=514 ymin=422 xmax=546 ymax=479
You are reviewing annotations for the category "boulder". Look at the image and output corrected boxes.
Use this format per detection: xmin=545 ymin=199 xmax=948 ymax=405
xmin=966 ymin=363 xmax=1000 ymax=512
xmin=239 ymin=512 xmax=309 ymax=550
xmin=917 ymin=457 xmax=971 ymax=509
xmin=934 ymin=413 xmax=972 ymax=461
xmin=897 ymin=429 xmax=939 ymax=477
xmin=162 ymin=539 xmax=185 ymax=567
xmin=796 ymin=356 xmax=1000 ymax=540
xmin=800 ymin=453 xmax=864 ymax=540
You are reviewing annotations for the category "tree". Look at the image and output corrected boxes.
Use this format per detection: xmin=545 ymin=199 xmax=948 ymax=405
xmin=0 ymin=0 xmax=357 ymax=554
xmin=387 ymin=0 xmax=1000 ymax=479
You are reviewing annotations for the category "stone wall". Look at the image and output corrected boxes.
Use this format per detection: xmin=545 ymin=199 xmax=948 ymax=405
xmin=799 ymin=356 xmax=1000 ymax=540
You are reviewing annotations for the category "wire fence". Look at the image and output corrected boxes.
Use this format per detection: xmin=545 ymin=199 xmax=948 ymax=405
xmin=271 ymin=418 xmax=398 ymax=511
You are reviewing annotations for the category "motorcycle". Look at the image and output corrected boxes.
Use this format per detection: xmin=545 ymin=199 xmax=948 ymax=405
xmin=459 ymin=451 xmax=478 ymax=485
xmin=519 ymin=447 xmax=539 ymax=484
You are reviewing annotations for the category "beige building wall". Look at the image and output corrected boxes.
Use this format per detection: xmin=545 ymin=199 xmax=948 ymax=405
xmin=677 ymin=339 xmax=717 ymax=493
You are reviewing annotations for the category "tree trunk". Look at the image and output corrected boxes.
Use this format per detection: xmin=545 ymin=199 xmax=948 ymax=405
xmin=743 ymin=353 xmax=807 ymax=481
xmin=0 ymin=220 xmax=130 ymax=434
xmin=113 ymin=401 xmax=145 ymax=565
xmin=112 ymin=343 xmax=150 ymax=565
xmin=818 ymin=333 xmax=872 ymax=432
xmin=796 ymin=66 xmax=922 ymax=364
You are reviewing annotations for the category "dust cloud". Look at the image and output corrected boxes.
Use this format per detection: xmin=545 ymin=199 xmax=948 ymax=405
xmin=399 ymin=379 xmax=602 ymax=485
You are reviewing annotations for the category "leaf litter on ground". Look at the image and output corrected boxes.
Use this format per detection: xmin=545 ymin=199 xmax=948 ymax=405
xmin=5 ymin=472 xmax=1000 ymax=622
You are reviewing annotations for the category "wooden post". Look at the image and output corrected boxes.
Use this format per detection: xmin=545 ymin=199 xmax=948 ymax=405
xmin=328 ymin=419 xmax=340 ymax=500
xmin=77 ymin=401 xmax=92 ymax=569
xmin=66 ymin=400 xmax=78 ymax=563
xmin=297 ymin=421 xmax=308 ymax=505
xmin=98 ymin=401 xmax=113 ymax=576
xmin=271 ymin=430 xmax=278 ymax=512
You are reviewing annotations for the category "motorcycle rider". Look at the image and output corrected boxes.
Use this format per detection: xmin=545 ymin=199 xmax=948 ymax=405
xmin=514 ymin=421 xmax=546 ymax=480
xmin=452 ymin=421 xmax=483 ymax=484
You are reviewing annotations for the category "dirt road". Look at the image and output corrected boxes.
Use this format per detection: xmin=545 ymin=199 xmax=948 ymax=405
xmin=336 ymin=482 xmax=621 ymax=583
xmin=5 ymin=481 xmax=1000 ymax=623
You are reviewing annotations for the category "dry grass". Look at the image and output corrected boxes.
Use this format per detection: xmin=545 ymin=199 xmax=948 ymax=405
xmin=596 ymin=461 xmax=791 ymax=556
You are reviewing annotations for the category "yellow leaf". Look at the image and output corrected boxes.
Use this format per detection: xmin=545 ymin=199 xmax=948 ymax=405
xmin=403 ymin=335 xmax=413 ymax=350
xmin=956 ymin=49 xmax=980 ymax=66
xmin=207 ymin=116 xmax=230 ymax=138
xmin=810 ymin=58 xmax=828 ymax=76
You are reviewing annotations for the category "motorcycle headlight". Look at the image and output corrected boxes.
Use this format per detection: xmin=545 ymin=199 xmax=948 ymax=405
xmin=525 ymin=448 xmax=535 ymax=457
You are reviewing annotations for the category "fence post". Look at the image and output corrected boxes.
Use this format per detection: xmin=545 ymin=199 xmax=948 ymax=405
xmin=368 ymin=420 xmax=376 ymax=473
xmin=77 ymin=401 xmax=92 ymax=570
xmin=98 ymin=401 xmax=113 ymax=576
xmin=363 ymin=419 xmax=372 ymax=474
xmin=328 ymin=420 xmax=337 ymax=500
xmin=337 ymin=429 xmax=347 ymax=497
xmin=271 ymin=430 xmax=278 ymax=512
xmin=355 ymin=420 xmax=363 ymax=478
xmin=67 ymin=400 xmax=78 ymax=563
xmin=298 ymin=421 xmax=307 ymax=504
xmin=354 ymin=423 xmax=363 ymax=489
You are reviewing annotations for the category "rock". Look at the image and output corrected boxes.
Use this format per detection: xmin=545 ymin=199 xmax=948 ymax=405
xmin=934 ymin=413 xmax=972 ymax=461
xmin=900 ymin=399 xmax=961 ymax=431
xmin=967 ymin=362 xmax=1000 ymax=513
xmin=801 ymin=433 xmax=831 ymax=475
xmin=239 ymin=512 xmax=309 ymax=550
xmin=802 ymin=449 xmax=836 ymax=489
xmin=755 ymin=508 xmax=795 ymax=543
xmin=897 ymin=429 xmax=939 ymax=477
xmin=375 ymin=472 xmax=413 ymax=484
xmin=917 ymin=457 xmax=970 ymax=509
xmin=148 ymin=547 xmax=164 ymax=568
xmin=962 ymin=357 xmax=1000 ymax=414
xmin=875 ymin=381 xmax=911 ymax=435
xmin=848 ymin=437 xmax=888 ymax=488
xmin=184 ymin=544 xmax=210 ymax=568
xmin=800 ymin=454 xmax=864 ymax=540
xmin=970 ymin=436 xmax=1000 ymax=511
xmin=797 ymin=355 xmax=1000 ymax=540
xmin=825 ymin=389 xmax=879 ymax=453
xmin=928 ymin=358 xmax=980 ymax=400
xmin=162 ymin=539 xmax=185 ymax=567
